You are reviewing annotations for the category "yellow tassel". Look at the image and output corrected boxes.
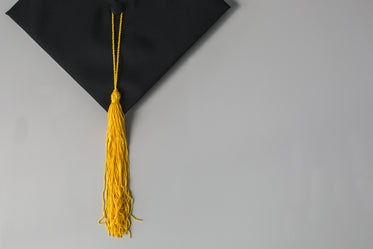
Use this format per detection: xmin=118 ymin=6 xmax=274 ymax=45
xmin=99 ymin=89 xmax=133 ymax=238
xmin=98 ymin=12 xmax=139 ymax=238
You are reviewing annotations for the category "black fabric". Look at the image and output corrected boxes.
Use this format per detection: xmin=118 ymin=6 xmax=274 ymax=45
xmin=6 ymin=0 xmax=230 ymax=112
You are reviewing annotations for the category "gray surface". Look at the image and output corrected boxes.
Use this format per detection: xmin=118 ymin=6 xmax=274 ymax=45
xmin=1 ymin=0 xmax=373 ymax=248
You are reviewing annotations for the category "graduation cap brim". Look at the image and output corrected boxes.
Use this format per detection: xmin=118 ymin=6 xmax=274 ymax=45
xmin=6 ymin=0 xmax=230 ymax=112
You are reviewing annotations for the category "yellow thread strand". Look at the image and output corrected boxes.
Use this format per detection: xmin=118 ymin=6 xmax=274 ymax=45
xmin=112 ymin=13 xmax=116 ymax=86
xmin=111 ymin=13 xmax=123 ymax=89
xmin=116 ymin=13 xmax=123 ymax=86
xmin=98 ymin=12 xmax=138 ymax=238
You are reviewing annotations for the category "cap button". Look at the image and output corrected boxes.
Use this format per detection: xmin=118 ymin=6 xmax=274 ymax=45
xmin=110 ymin=1 xmax=124 ymax=15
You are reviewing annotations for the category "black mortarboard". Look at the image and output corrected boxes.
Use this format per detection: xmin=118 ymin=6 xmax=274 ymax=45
xmin=6 ymin=0 xmax=230 ymax=238
xmin=6 ymin=0 xmax=230 ymax=112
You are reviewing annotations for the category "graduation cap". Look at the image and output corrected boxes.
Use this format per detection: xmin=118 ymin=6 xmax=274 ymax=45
xmin=6 ymin=0 xmax=230 ymax=238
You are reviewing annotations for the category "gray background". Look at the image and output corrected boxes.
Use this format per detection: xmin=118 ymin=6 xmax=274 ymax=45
xmin=1 ymin=0 xmax=373 ymax=248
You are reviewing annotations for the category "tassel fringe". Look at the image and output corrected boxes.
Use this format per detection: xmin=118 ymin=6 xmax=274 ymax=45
xmin=98 ymin=89 xmax=138 ymax=238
